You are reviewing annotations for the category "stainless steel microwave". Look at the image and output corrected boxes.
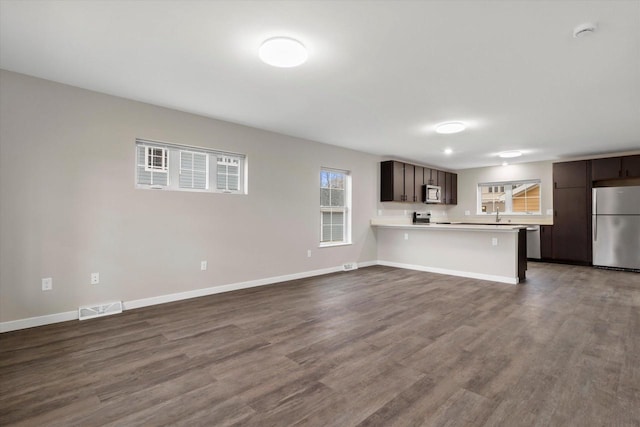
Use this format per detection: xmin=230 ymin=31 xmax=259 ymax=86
xmin=423 ymin=185 xmax=442 ymax=204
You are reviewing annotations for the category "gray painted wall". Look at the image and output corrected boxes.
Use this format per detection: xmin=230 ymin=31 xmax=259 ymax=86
xmin=0 ymin=70 xmax=379 ymax=323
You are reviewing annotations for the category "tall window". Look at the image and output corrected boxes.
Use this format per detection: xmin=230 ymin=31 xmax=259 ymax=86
xmin=478 ymin=180 xmax=541 ymax=214
xmin=135 ymin=139 xmax=246 ymax=194
xmin=320 ymin=168 xmax=351 ymax=245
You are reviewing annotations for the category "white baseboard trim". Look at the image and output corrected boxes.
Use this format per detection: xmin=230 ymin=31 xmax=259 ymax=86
xmin=0 ymin=310 xmax=78 ymax=333
xmin=1 ymin=261 xmax=377 ymax=333
xmin=376 ymin=260 xmax=518 ymax=285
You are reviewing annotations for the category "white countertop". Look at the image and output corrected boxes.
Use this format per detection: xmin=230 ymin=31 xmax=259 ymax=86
xmin=371 ymin=221 xmax=526 ymax=233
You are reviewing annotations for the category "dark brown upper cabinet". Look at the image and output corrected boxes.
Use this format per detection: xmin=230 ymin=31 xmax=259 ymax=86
xmin=554 ymin=160 xmax=589 ymax=189
xmin=380 ymin=160 xmax=457 ymax=204
xmin=414 ymin=166 xmax=425 ymax=202
xmin=444 ymin=172 xmax=458 ymax=205
xmin=591 ymin=155 xmax=640 ymax=181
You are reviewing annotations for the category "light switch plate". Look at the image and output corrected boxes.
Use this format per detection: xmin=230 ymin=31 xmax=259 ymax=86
xmin=42 ymin=277 xmax=52 ymax=291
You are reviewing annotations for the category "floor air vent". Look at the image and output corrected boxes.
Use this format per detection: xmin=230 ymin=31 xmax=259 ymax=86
xmin=78 ymin=301 xmax=123 ymax=321
xmin=343 ymin=262 xmax=358 ymax=271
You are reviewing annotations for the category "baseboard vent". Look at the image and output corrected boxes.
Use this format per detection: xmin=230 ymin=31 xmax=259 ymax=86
xmin=78 ymin=301 xmax=123 ymax=321
xmin=343 ymin=262 xmax=358 ymax=271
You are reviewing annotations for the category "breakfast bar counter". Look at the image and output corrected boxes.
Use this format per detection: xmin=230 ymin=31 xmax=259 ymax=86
xmin=372 ymin=221 xmax=527 ymax=284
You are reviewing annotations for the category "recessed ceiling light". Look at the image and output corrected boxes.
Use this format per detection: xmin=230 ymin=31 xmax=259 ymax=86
xmin=259 ymin=37 xmax=308 ymax=68
xmin=435 ymin=122 xmax=466 ymax=134
xmin=498 ymin=151 xmax=522 ymax=158
xmin=444 ymin=148 xmax=453 ymax=155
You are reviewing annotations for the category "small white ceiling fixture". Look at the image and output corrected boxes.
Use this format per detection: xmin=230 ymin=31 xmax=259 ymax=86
xmin=573 ymin=22 xmax=597 ymax=38
xmin=259 ymin=37 xmax=308 ymax=68
xmin=435 ymin=122 xmax=466 ymax=134
xmin=502 ymin=161 xmax=509 ymax=167
xmin=444 ymin=148 xmax=453 ymax=155
xmin=498 ymin=150 xmax=523 ymax=158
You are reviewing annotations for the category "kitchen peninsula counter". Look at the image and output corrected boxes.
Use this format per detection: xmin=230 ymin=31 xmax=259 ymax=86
xmin=372 ymin=220 xmax=527 ymax=284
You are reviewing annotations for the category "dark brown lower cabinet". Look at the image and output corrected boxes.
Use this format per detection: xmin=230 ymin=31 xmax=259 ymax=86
xmin=552 ymin=187 xmax=592 ymax=264
xmin=540 ymin=225 xmax=553 ymax=259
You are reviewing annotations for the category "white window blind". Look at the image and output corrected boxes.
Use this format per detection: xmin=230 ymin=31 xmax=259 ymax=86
xmin=180 ymin=151 xmax=208 ymax=190
xmin=135 ymin=139 xmax=246 ymax=194
xmin=137 ymin=145 xmax=169 ymax=187
xmin=216 ymin=156 xmax=240 ymax=192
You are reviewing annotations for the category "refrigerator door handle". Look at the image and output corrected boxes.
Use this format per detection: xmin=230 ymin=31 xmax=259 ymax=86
xmin=592 ymin=188 xmax=597 ymax=241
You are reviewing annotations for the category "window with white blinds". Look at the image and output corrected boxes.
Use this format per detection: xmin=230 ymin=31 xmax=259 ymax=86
xmin=137 ymin=146 xmax=169 ymax=187
xmin=320 ymin=168 xmax=351 ymax=245
xmin=135 ymin=139 xmax=246 ymax=194
xmin=216 ymin=156 xmax=240 ymax=192
xmin=180 ymin=151 xmax=208 ymax=190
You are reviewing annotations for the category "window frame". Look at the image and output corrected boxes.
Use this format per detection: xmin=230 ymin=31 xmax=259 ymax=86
xmin=477 ymin=179 xmax=541 ymax=215
xmin=135 ymin=139 xmax=246 ymax=194
xmin=319 ymin=167 xmax=352 ymax=247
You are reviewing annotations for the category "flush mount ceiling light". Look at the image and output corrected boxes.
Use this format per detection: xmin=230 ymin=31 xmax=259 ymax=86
xmin=444 ymin=148 xmax=453 ymax=155
xmin=435 ymin=122 xmax=466 ymax=134
xmin=259 ymin=37 xmax=308 ymax=68
xmin=498 ymin=151 xmax=523 ymax=158
xmin=502 ymin=162 xmax=509 ymax=167
xmin=573 ymin=22 xmax=597 ymax=38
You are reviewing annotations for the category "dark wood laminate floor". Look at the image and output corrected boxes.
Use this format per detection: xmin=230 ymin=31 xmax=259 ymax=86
xmin=1 ymin=263 xmax=639 ymax=426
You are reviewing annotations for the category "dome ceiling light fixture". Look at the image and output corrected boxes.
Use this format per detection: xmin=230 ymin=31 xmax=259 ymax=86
xmin=498 ymin=150 xmax=523 ymax=158
xmin=435 ymin=122 xmax=466 ymax=134
xmin=259 ymin=37 xmax=308 ymax=68
xmin=444 ymin=148 xmax=453 ymax=155
xmin=573 ymin=22 xmax=597 ymax=38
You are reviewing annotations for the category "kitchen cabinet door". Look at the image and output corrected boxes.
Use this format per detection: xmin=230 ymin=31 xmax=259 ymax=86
xmin=437 ymin=170 xmax=446 ymax=188
xmin=424 ymin=168 xmax=433 ymax=185
xmin=380 ymin=161 xmax=406 ymax=202
xmin=622 ymin=155 xmax=640 ymax=178
xmin=414 ymin=166 xmax=425 ymax=202
xmin=404 ymin=164 xmax=415 ymax=202
xmin=591 ymin=157 xmax=621 ymax=181
xmin=554 ymin=160 xmax=589 ymax=189
xmin=450 ymin=173 xmax=458 ymax=205
xmin=444 ymin=172 xmax=454 ymax=204
xmin=552 ymin=187 xmax=591 ymax=263
xmin=540 ymin=225 xmax=553 ymax=259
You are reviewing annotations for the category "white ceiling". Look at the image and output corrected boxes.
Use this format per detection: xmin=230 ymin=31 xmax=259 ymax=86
xmin=1 ymin=0 xmax=639 ymax=169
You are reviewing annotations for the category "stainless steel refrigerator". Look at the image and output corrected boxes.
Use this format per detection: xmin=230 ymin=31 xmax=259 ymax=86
xmin=592 ymin=186 xmax=640 ymax=270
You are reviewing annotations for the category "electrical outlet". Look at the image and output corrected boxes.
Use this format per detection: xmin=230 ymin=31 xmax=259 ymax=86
xmin=492 ymin=237 xmax=498 ymax=246
xmin=42 ymin=277 xmax=52 ymax=291
xmin=465 ymin=210 xmax=471 ymax=216
xmin=91 ymin=272 xmax=99 ymax=285
xmin=201 ymin=261 xmax=207 ymax=271
xmin=404 ymin=233 xmax=409 ymax=240
xmin=307 ymin=250 xmax=311 ymax=258
xmin=546 ymin=209 xmax=553 ymax=215
xmin=377 ymin=210 xmax=382 ymax=216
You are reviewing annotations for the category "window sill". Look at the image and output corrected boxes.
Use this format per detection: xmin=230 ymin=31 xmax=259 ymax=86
xmin=475 ymin=212 xmax=542 ymax=216
xmin=319 ymin=242 xmax=352 ymax=248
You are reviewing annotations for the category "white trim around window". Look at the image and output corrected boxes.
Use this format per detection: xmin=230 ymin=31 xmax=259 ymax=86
xmin=135 ymin=139 xmax=247 ymax=194
xmin=477 ymin=179 xmax=541 ymax=215
xmin=320 ymin=167 xmax=352 ymax=246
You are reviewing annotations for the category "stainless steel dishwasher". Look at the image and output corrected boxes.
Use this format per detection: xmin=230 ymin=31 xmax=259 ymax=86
xmin=526 ymin=225 xmax=541 ymax=259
